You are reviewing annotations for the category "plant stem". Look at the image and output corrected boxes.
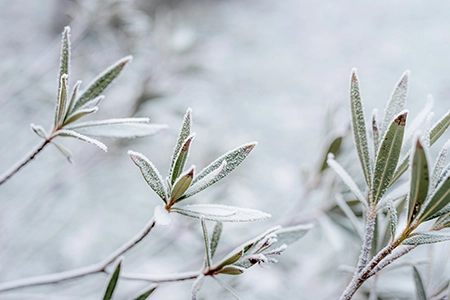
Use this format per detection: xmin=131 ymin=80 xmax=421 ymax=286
xmin=120 ymin=271 xmax=200 ymax=283
xmin=0 ymin=139 xmax=50 ymax=186
xmin=0 ymin=218 xmax=156 ymax=293
xmin=356 ymin=209 xmax=376 ymax=272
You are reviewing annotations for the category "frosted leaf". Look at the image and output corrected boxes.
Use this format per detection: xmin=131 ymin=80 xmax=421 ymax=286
xmin=57 ymin=27 xmax=71 ymax=93
xmin=154 ymin=205 xmax=172 ymax=226
xmin=171 ymin=166 xmax=195 ymax=203
xmin=431 ymin=140 xmax=450 ymax=189
xmin=387 ymin=197 xmax=398 ymax=240
xmin=127 ymin=285 xmax=157 ymax=300
xmin=412 ymin=266 xmax=427 ymax=300
xmin=102 ymin=257 xmax=123 ymax=300
xmin=192 ymin=142 xmax=257 ymax=186
xmin=349 ymin=69 xmax=372 ymax=187
xmin=78 ymin=95 xmax=104 ymax=110
xmin=403 ymin=233 xmax=450 ymax=245
xmin=51 ymin=141 xmax=73 ymax=163
xmin=372 ymin=111 xmax=407 ymax=203
xmin=63 ymin=107 xmax=98 ymax=125
xmin=430 ymin=110 xmax=450 ymax=145
xmin=65 ymin=118 xmax=167 ymax=138
xmin=191 ymin=275 xmax=204 ymax=300
xmin=372 ymin=109 xmax=380 ymax=156
xmin=182 ymin=160 xmax=227 ymax=199
xmin=171 ymin=204 xmax=270 ymax=222
xmin=423 ymin=112 xmax=434 ymax=148
xmin=433 ymin=212 xmax=450 ymax=230
xmin=389 ymin=151 xmax=411 ymax=188
xmin=169 ymin=108 xmax=192 ymax=182
xmin=404 ymin=95 xmax=433 ymax=151
xmin=264 ymin=224 xmax=313 ymax=253
xmin=407 ymin=138 xmax=429 ymax=224
xmin=70 ymin=56 xmax=132 ymax=112
xmin=212 ymin=276 xmax=243 ymax=300
xmin=128 ymin=150 xmax=168 ymax=202
xmin=30 ymin=124 xmax=48 ymax=139
xmin=214 ymin=250 xmax=244 ymax=271
xmin=335 ymin=194 xmax=364 ymax=239
xmin=420 ymin=168 xmax=450 ymax=221
xmin=319 ymin=134 xmax=343 ymax=172
xmin=210 ymin=222 xmax=222 ymax=258
xmin=56 ymin=129 xmax=107 ymax=152
xmin=170 ymin=133 xmax=195 ymax=184
xmin=54 ymin=74 xmax=68 ymax=128
xmin=327 ymin=153 xmax=367 ymax=206
xmin=216 ymin=265 xmax=245 ymax=275
xmin=65 ymin=80 xmax=81 ymax=117
xmin=200 ymin=217 xmax=212 ymax=268
xmin=380 ymin=70 xmax=410 ymax=138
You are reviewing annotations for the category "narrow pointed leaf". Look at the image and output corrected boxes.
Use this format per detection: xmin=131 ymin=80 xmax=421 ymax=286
xmin=389 ymin=153 xmax=410 ymax=188
xmin=212 ymin=276 xmax=243 ymax=300
xmin=51 ymin=141 xmax=73 ymax=163
xmin=171 ymin=134 xmax=195 ymax=184
xmin=70 ymin=56 xmax=132 ymax=112
xmin=380 ymin=70 xmax=409 ymax=137
xmin=56 ymin=129 xmax=107 ymax=151
xmin=216 ymin=265 xmax=245 ymax=275
xmin=433 ymin=212 xmax=450 ymax=230
xmin=430 ymin=110 xmax=450 ymax=145
xmin=371 ymin=111 xmax=407 ymax=203
xmin=192 ymin=142 xmax=257 ymax=187
xmin=191 ymin=275 xmax=204 ymax=300
xmin=171 ymin=166 xmax=195 ymax=203
xmin=403 ymin=233 xmax=450 ymax=245
xmin=349 ymin=69 xmax=372 ymax=187
xmin=431 ymin=140 xmax=450 ymax=188
xmin=319 ymin=135 xmax=343 ymax=172
xmin=65 ymin=80 xmax=81 ymax=120
xmin=30 ymin=124 xmax=48 ymax=139
xmin=169 ymin=108 xmax=192 ymax=181
xmin=404 ymin=95 xmax=433 ymax=149
xmin=210 ymin=222 xmax=222 ymax=258
xmin=63 ymin=107 xmax=99 ymax=125
xmin=413 ymin=266 xmax=427 ymax=300
xmin=102 ymin=258 xmax=123 ymax=300
xmin=264 ymin=224 xmax=313 ymax=253
xmin=201 ymin=217 xmax=212 ymax=268
xmin=65 ymin=118 xmax=167 ymax=138
xmin=128 ymin=150 xmax=168 ymax=202
xmin=154 ymin=205 xmax=172 ymax=225
xmin=128 ymin=285 xmax=157 ymax=300
xmin=171 ymin=204 xmax=270 ymax=222
xmin=58 ymin=27 xmax=70 ymax=91
xmin=215 ymin=250 xmax=244 ymax=272
xmin=372 ymin=109 xmax=380 ymax=156
xmin=182 ymin=160 xmax=226 ymax=199
xmin=327 ymin=154 xmax=367 ymax=206
xmin=54 ymin=74 xmax=68 ymax=128
xmin=387 ymin=197 xmax=398 ymax=240
xmin=420 ymin=171 xmax=450 ymax=221
xmin=407 ymin=138 xmax=429 ymax=224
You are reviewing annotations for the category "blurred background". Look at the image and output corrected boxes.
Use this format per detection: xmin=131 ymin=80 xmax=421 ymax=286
xmin=1 ymin=0 xmax=450 ymax=299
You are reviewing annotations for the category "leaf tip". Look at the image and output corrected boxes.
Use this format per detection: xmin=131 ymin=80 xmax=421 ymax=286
xmin=395 ymin=111 xmax=408 ymax=126
xmin=244 ymin=142 xmax=257 ymax=153
xmin=351 ymin=68 xmax=358 ymax=82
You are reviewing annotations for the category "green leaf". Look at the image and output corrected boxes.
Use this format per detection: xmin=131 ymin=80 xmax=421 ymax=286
xmin=264 ymin=224 xmax=313 ymax=253
xmin=420 ymin=169 xmax=450 ymax=221
xmin=389 ymin=153 xmax=410 ymax=188
xmin=182 ymin=160 xmax=226 ymax=199
xmin=30 ymin=124 xmax=48 ymax=139
xmin=432 ymin=212 xmax=450 ymax=230
xmin=403 ymin=233 xmax=450 ymax=245
xmin=327 ymin=154 xmax=367 ymax=207
xmin=216 ymin=265 xmax=245 ymax=275
xmin=371 ymin=111 xmax=407 ymax=203
xmin=64 ymin=80 xmax=81 ymax=121
xmin=413 ymin=266 xmax=427 ymax=300
xmin=55 ymin=129 xmax=107 ymax=151
xmin=171 ymin=204 xmax=270 ymax=222
xmin=191 ymin=275 xmax=204 ymax=300
xmin=128 ymin=285 xmax=157 ymax=300
xmin=430 ymin=110 xmax=450 ymax=145
xmin=319 ymin=135 xmax=343 ymax=172
xmin=102 ymin=258 xmax=123 ymax=300
xmin=128 ymin=150 xmax=168 ymax=203
xmin=70 ymin=56 xmax=132 ymax=112
xmin=63 ymin=107 xmax=99 ymax=125
xmin=171 ymin=166 xmax=195 ymax=203
xmin=65 ymin=118 xmax=167 ymax=139
xmin=372 ymin=109 xmax=380 ymax=157
xmin=380 ymin=70 xmax=410 ymax=138
xmin=54 ymin=74 xmax=68 ymax=128
xmin=191 ymin=142 xmax=257 ymax=187
xmin=210 ymin=222 xmax=223 ymax=258
xmin=171 ymin=134 xmax=195 ymax=184
xmin=58 ymin=27 xmax=70 ymax=92
xmin=387 ymin=197 xmax=398 ymax=240
xmin=200 ymin=217 xmax=213 ymax=269
xmin=349 ymin=69 xmax=372 ymax=187
xmin=407 ymin=138 xmax=429 ymax=224
xmin=431 ymin=140 xmax=450 ymax=189
xmin=169 ymin=108 xmax=192 ymax=183
xmin=214 ymin=250 xmax=244 ymax=271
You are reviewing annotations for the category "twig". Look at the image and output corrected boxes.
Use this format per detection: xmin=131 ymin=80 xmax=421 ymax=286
xmin=0 ymin=139 xmax=50 ymax=186
xmin=120 ymin=271 xmax=200 ymax=283
xmin=356 ymin=210 xmax=376 ymax=273
xmin=0 ymin=218 xmax=156 ymax=292
xmin=367 ymin=245 xmax=416 ymax=277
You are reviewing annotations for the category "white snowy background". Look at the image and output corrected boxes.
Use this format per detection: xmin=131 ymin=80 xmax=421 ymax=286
xmin=1 ymin=1 xmax=450 ymax=299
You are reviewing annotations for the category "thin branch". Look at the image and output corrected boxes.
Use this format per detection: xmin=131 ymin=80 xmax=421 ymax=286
xmin=120 ymin=271 xmax=200 ymax=283
xmin=356 ymin=209 xmax=376 ymax=273
xmin=367 ymin=245 xmax=416 ymax=277
xmin=0 ymin=218 xmax=156 ymax=293
xmin=0 ymin=139 xmax=50 ymax=185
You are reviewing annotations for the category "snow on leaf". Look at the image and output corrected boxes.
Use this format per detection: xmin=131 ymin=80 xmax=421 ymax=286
xmin=431 ymin=140 xmax=450 ymax=189
xmin=63 ymin=107 xmax=99 ymax=125
xmin=154 ymin=205 xmax=172 ymax=226
xmin=420 ymin=168 xmax=450 ymax=222
xmin=404 ymin=95 xmax=433 ymax=151
xmin=372 ymin=109 xmax=380 ymax=157
xmin=192 ymin=142 xmax=257 ymax=186
xmin=171 ymin=204 xmax=270 ymax=222
xmin=403 ymin=233 xmax=450 ymax=245
xmin=210 ymin=222 xmax=223 ymax=258
xmin=170 ymin=133 xmax=195 ymax=184
xmin=128 ymin=150 xmax=168 ymax=203
xmin=200 ymin=216 xmax=212 ymax=268
xmin=430 ymin=110 xmax=450 ymax=145
xmin=182 ymin=160 xmax=227 ymax=199
xmin=264 ymin=224 xmax=313 ymax=253
xmin=387 ymin=197 xmax=398 ymax=240
xmin=169 ymin=108 xmax=192 ymax=182
xmin=191 ymin=275 xmax=204 ymax=300
xmin=58 ymin=27 xmax=71 ymax=91
xmin=349 ymin=69 xmax=372 ymax=188
xmin=56 ymin=129 xmax=107 ymax=152
xmin=171 ymin=166 xmax=195 ymax=203
xmin=54 ymin=74 xmax=68 ymax=128
xmin=30 ymin=124 xmax=48 ymax=139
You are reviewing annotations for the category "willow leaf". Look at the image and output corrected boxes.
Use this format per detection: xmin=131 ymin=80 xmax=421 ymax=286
xmin=171 ymin=166 xmax=195 ymax=203
xmin=54 ymin=74 xmax=68 ymax=128
xmin=403 ymin=233 xmax=450 ymax=245
xmin=319 ymin=134 xmax=343 ymax=172
xmin=407 ymin=138 xmax=429 ymax=224
xmin=171 ymin=204 xmax=270 ymax=222
xmin=102 ymin=258 xmax=123 ymax=300
xmin=372 ymin=111 xmax=407 ymax=203
xmin=327 ymin=154 xmax=367 ymax=207
xmin=387 ymin=197 xmax=398 ymax=240
xmin=433 ymin=212 xmax=450 ymax=230
xmin=30 ymin=124 xmax=48 ymax=139
xmin=380 ymin=70 xmax=410 ymax=137
xmin=128 ymin=285 xmax=157 ymax=300
xmin=171 ymin=134 xmax=195 ymax=184
xmin=56 ymin=129 xmax=107 ymax=151
xmin=349 ymin=69 xmax=372 ymax=187
xmin=192 ymin=142 xmax=257 ymax=186
xmin=63 ymin=107 xmax=98 ymax=125
xmin=210 ymin=222 xmax=223 ymax=258
xmin=413 ymin=266 xmax=427 ymax=300
xmin=404 ymin=95 xmax=434 ymax=150
xmin=430 ymin=110 xmax=450 ymax=145
xmin=70 ymin=56 xmax=132 ymax=112
xmin=200 ymin=217 xmax=213 ymax=268
xmin=169 ymin=108 xmax=192 ymax=182
xmin=51 ymin=141 xmax=73 ymax=163
xmin=214 ymin=250 xmax=244 ymax=273
xmin=191 ymin=275 xmax=204 ymax=300
xmin=181 ymin=160 xmax=226 ymax=199
xmin=128 ymin=150 xmax=168 ymax=202
xmin=420 ymin=170 xmax=450 ymax=221
xmin=431 ymin=140 xmax=450 ymax=189
xmin=58 ymin=27 xmax=70 ymax=93
xmin=265 ymin=224 xmax=313 ymax=253
xmin=372 ymin=109 xmax=380 ymax=156
xmin=216 ymin=265 xmax=245 ymax=275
